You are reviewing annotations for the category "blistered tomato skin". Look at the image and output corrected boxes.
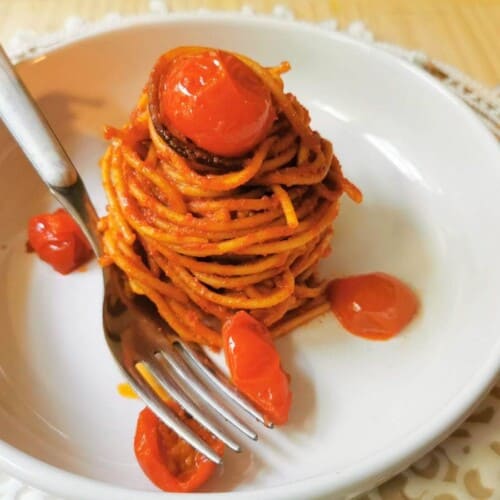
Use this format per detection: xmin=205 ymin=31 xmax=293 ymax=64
xmin=28 ymin=208 xmax=93 ymax=274
xmin=134 ymin=407 xmax=224 ymax=493
xmin=159 ymin=50 xmax=276 ymax=157
xmin=222 ymin=311 xmax=292 ymax=425
xmin=328 ymin=272 xmax=419 ymax=340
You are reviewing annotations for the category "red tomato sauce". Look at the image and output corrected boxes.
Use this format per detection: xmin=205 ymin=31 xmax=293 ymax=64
xmin=28 ymin=208 xmax=93 ymax=275
xmin=159 ymin=50 xmax=276 ymax=157
xmin=328 ymin=272 xmax=418 ymax=340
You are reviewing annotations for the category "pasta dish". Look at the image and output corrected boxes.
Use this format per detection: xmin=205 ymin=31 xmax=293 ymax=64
xmin=98 ymin=46 xmax=361 ymax=348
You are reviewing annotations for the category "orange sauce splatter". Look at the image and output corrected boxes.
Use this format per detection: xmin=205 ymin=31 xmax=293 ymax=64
xmin=117 ymin=365 xmax=172 ymax=402
xmin=328 ymin=272 xmax=418 ymax=340
xmin=117 ymin=382 xmax=138 ymax=399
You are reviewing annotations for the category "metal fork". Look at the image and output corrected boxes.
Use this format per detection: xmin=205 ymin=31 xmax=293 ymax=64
xmin=0 ymin=45 xmax=270 ymax=464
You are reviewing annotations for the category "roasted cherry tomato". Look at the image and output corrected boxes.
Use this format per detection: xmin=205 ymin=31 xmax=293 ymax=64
xmin=159 ymin=50 xmax=276 ymax=157
xmin=222 ymin=311 xmax=291 ymax=425
xmin=328 ymin=272 xmax=419 ymax=340
xmin=28 ymin=208 xmax=93 ymax=275
xmin=134 ymin=406 xmax=224 ymax=493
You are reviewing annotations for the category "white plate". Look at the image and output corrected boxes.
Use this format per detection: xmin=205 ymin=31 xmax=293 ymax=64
xmin=0 ymin=14 xmax=499 ymax=500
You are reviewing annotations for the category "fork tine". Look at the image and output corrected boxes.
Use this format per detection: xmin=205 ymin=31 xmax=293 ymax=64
xmin=159 ymin=347 xmax=258 ymax=441
xmin=124 ymin=364 xmax=223 ymax=464
xmin=174 ymin=340 xmax=273 ymax=428
xmin=144 ymin=357 xmax=241 ymax=452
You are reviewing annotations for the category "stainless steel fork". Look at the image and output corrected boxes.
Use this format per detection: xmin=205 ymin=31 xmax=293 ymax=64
xmin=0 ymin=45 xmax=270 ymax=464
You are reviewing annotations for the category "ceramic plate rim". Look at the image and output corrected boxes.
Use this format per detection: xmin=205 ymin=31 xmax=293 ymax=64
xmin=0 ymin=13 xmax=499 ymax=500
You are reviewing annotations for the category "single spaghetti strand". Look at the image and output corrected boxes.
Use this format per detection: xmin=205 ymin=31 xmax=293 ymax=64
xmin=272 ymin=184 xmax=299 ymax=228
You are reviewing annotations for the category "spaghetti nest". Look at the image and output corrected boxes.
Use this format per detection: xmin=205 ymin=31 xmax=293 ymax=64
xmin=99 ymin=47 xmax=362 ymax=348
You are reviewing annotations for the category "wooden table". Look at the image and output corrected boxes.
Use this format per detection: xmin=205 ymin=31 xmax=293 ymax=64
xmin=0 ymin=0 xmax=498 ymax=86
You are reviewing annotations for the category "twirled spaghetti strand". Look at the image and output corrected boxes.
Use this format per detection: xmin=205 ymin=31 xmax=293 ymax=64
xmin=99 ymin=47 xmax=361 ymax=348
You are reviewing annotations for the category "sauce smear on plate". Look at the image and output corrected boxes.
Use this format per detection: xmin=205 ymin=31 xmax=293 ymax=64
xmin=328 ymin=272 xmax=418 ymax=340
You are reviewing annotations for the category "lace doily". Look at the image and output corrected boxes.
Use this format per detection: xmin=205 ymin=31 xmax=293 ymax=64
xmin=1 ymin=3 xmax=499 ymax=499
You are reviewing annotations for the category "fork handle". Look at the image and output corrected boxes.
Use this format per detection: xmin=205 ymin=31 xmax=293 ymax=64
xmin=0 ymin=45 xmax=78 ymax=188
xmin=0 ymin=45 xmax=101 ymax=256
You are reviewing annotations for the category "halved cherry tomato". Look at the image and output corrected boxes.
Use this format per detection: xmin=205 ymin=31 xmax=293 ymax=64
xmin=28 ymin=208 xmax=93 ymax=275
xmin=134 ymin=406 xmax=224 ymax=493
xmin=222 ymin=311 xmax=291 ymax=425
xmin=159 ymin=50 xmax=276 ymax=157
xmin=328 ymin=272 xmax=419 ymax=340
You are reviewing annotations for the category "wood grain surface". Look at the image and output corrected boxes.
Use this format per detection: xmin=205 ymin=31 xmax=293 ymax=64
xmin=0 ymin=0 xmax=498 ymax=86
